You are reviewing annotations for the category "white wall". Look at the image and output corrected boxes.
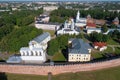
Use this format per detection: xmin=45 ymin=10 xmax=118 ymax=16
xmin=87 ymin=29 xmax=101 ymax=34
xmin=35 ymin=24 xmax=59 ymax=31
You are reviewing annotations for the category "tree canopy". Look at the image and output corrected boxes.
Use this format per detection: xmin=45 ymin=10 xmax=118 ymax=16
xmin=0 ymin=26 xmax=43 ymax=52
xmin=90 ymin=32 xmax=110 ymax=42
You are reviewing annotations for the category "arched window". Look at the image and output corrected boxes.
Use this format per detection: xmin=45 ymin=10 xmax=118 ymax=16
xmin=35 ymin=51 xmax=38 ymax=56
xmin=27 ymin=51 xmax=29 ymax=56
xmin=39 ymin=52 xmax=42 ymax=56
xmin=22 ymin=52 xmax=25 ymax=56
xmin=31 ymin=51 xmax=33 ymax=56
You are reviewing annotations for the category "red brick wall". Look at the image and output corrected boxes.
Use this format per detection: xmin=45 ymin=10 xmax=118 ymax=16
xmin=0 ymin=58 xmax=120 ymax=75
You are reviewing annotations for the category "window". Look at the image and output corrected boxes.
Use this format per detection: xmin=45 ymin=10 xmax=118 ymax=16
xmin=31 ymin=51 xmax=34 ymax=56
xmin=27 ymin=51 xmax=29 ymax=56
xmin=84 ymin=55 xmax=86 ymax=57
xmin=35 ymin=51 xmax=38 ymax=56
xmin=39 ymin=52 xmax=42 ymax=56
xmin=22 ymin=52 xmax=25 ymax=56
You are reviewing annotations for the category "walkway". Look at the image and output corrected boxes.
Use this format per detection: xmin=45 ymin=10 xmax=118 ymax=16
xmin=108 ymin=45 xmax=120 ymax=52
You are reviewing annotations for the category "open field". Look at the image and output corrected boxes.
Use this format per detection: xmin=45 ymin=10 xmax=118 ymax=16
xmin=1 ymin=66 xmax=120 ymax=80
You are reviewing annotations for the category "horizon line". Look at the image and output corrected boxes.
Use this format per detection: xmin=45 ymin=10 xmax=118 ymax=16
xmin=0 ymin=0 xmax=120 ymax=2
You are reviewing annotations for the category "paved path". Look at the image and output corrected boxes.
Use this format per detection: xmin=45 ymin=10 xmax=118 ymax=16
xmin=108 ymin=45 xmax=120 ymax=52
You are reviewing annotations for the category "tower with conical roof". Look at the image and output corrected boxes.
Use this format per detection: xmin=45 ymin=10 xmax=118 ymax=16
xmin=87 ymin=14 xmax=91 ymax=19
xmin=113 ymin=17 xmax=119 ymax=25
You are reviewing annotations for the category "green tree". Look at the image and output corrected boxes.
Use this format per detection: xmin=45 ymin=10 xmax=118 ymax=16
xmin=102 ymin=24 xmax=108 ymax=33
xmin=47 ymin=39 xmax=59 ymax=56
xmin=110 ymin=24 xmax=117 ymax=28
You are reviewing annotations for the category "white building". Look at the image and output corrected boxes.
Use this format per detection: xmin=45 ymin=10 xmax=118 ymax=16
xmin=68 ymin=38 xmax=92 ymax=62
xmin=86 ymin=28 xmax=101 ymax=34
xmin=57 ymin=18 xmax=79 ymax=35
xmin=7 ymin=32 xmax=51 ymax=63
xmin=20 ymin=32 xmax=51 ymax=63
xmin=35 ymin=15 xmax=50 ymax=23
xmin=75 ymin=11 xmax=87 ymax=27
xmin=35 ymin=23 xmax=60 ymax=31
xmin=35 ymin=15 xmax=60 ymax=30
xmin=43 ymin=6 xmax=58 ymax=11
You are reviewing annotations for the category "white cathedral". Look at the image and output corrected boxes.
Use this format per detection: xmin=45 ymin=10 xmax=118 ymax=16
xmin=57 ymin=11 xmax=87 ymax=35
xmin=7 ymin=32 xmax=51 ymax=63
xmin=57 ymin=18 xmax=79 ymax=35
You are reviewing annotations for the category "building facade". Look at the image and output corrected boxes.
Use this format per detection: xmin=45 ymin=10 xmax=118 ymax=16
xmin=20 ymin=32 xmax=51 ymax=63
xmin=35 ymin=14 xmax=60 ymax=31
xmin=68 ymin=38 xmax=92 ymax=62
xmin=86 ymin=28 xmax=101 ymax=34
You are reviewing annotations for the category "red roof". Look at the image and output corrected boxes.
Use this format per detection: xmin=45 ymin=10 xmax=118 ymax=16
xmin=94 ymin=42 xmax=107 ymax=48
xmin=87 ymin=23 xmax=96 ymax=28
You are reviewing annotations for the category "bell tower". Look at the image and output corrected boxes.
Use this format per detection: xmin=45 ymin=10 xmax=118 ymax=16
xmin=76 ymin=11 xmax=80 ymax=22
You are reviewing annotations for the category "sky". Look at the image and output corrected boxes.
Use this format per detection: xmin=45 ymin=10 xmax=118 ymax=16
xmin=0 ymin=0 xmax=119 ymax=2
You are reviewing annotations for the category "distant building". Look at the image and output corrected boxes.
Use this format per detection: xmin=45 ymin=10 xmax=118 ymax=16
xmin=57 ymin=18 xmax=79 ymax=35
xmin=68 ymin=38 xmax=92 ymax=62
xmin=93 ymin=42 xmax=107 ymax=51
xmin=43 ymin=6 xmax=58 ymax=11
xmin=35 ymin=14 xmax=60 ymax=30
xmin=86 ymin=28 xmax=101 ymax=34
xmin=94 ymin=19 xmax=106 ymax=26
xmin=113 ymin=17 xmax=119 ymax=25
xmin=12 ymin=7 xmax=18 ymax=11
xmin=75 ymin=11 xmax=87 ymax=27
xmin=7 ymin=32 xmax=51 ymax=64
xmin=87 ymin=14 xmax=94 ymax=24
xmin=35 ymin=15 xmax=50 ymax=23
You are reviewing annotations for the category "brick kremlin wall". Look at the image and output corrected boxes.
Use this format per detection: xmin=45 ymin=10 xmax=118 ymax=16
xmin=0 ymin=58 xmax=120 ymax=75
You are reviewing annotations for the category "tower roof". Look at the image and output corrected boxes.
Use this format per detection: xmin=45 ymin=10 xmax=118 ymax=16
xmin=87 ymin=14 xmax=91 ymax=18
xmin=113 ymin=17 xmax=119 ymax=22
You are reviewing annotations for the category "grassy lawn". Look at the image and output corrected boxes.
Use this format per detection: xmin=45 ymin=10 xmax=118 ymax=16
xmin=43 ymin=30 xmax=55 ymax=37
xmin=107 ymin=39 xmax=119 ymax=45
xmin=115 ymin=47 xmax=120 ymax=54
xmin=91 ymin=47 xmax=113 ymax=59
xmin=104 ymin=46 xmax=113 ymax=53
xmin=1 ymin=66 xmax=120 ymax=80
xmin=52 ymin=52 xmax=66 ymax=61
xmin=91 ymin=52 xmax=103 ymax=59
